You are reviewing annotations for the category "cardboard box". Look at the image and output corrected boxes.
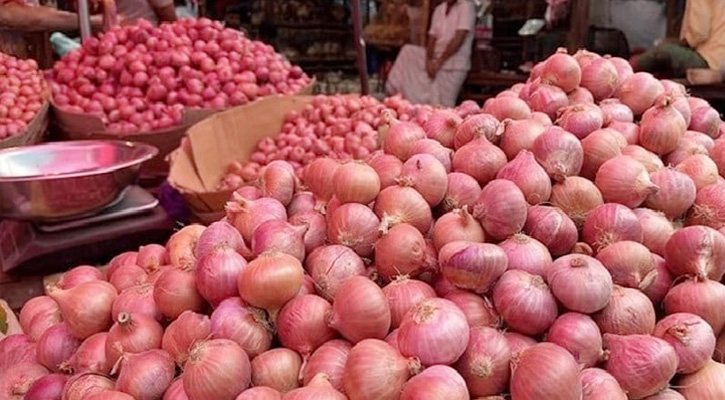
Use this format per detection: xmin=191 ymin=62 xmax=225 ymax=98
xmin=167 ymin=95 xmax=314 ymax=222
xmin=0 ymin=101 xmax=50 ymax=150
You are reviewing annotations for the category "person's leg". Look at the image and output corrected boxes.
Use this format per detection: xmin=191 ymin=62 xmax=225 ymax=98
xmin=433 ymin=70 xmax=469 ymax=108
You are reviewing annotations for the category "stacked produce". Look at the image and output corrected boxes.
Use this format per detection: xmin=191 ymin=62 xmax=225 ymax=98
xmin=0 ymin=52 xmax=48 ymax=140
xmin=49 ymin=18 xmax=311 ymax=134
xmin=4 ymin=48 xmax=725 ymax=399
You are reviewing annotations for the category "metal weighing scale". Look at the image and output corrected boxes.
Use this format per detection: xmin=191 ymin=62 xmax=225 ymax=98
xmin=0 ymin=185 xmax=175 ymax=275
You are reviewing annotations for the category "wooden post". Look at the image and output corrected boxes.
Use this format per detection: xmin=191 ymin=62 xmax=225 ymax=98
xmin=350 ymin=0 xmax=370 ymax=95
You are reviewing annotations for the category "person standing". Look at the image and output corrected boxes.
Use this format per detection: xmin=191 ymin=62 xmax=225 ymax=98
xmin=386 ymin=0 xmax=477 ymax=107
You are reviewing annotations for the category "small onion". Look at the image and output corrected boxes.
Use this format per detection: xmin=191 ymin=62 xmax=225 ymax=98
xmin=343 ymin=339 xmax=421 ymax=400
xmin=498 ymin=118 xmax=547 ymax=160
xmin=162 ymin=311 xmax=211 ymax=365
xmin=210 ymin=297 xmax=272 ymax=359
xmin=596 ymin=241 xmax=656 ymax=291
xmin=546 ymin=312 xmax=603 ymax=368
xmin=492 ymin=270 xmax=558 ymax=336
xmin=454 ymin=326 xmax=511 ymax=397
xmin=664 ymin=225 xmax=725 ymax=281
xmin=250 ymin=348 xmax=302 ymax=393
xmin=547 ymin=254 xmax=613 ymax=314
xmin=472 ymin=179 xmax=528 ymax=241
xmin=663 ymin=278 xmax=725 ymax=336
xmin=498 ymin=233 xmax=553 ymax=278
xmin=653 ymin=312 xmax=716 ymax=374
xmin=400 ymin=365 xmax=468 ymax=400
xmin=532 ymin=127 xmax=584 ymax=181
xmin=440 ymin=172 xmax=482 ymax=212
xmin=333 ymin=161 xmax=381 ymax=205
xmin=444 ymin=291 xmax=500 ymax=328
xmin=438 ymin=241 xmax=508 ymax=293
xmin=510 ymin=343 xmax=582 ymax=400
xmin=115 ymin=349 xmax=175 ymax=400
xmin=582 ymin=203 xmax=643 ymax=252
xmin=688 ymin=183 xmax=725 ymax=230
xmin=374 ymin=185 xmax=432 ymax=235
xmin=580 ymin=128 xmax=627 ymax=180
xmin=677 ymin=360 xmax=725 ymax=399
xmin=604 ymin=334 xmax=678 ymax=399
xmin=237 ymin=251 xmax=304 ymax=316
xmin=595 ymin=155 xmax=659 ymax=208
xmin=580 ymin=368 xmax=627 ymax=400
xmin=382 ymin=277 xmax=437 ymax=329
xmin=305 ymin=245 xmax=366 ymax=301
xmin=524 ymin=205 xmax=578 ymax=256
xmin=550 ymin=176 xmax=603 ymax=227
xmin=496 ymin=150 xmax=552 ymax=205
xmin=276 ymin=294 xmax=336 ymax=356
xmin=452 ymin=139 xmax=507 ymax=186
xmin=594 ymin=285 xmax=656 ymax=335
xmin=645 ymin=168 xmax=697 ymax=219
xmin=182 ymin=339 xmax=251 ymax=400
xmin=301 ymin=339 xmax=351 ymax=391
xmin=633 ymin=208 xmax=674 ymax=256
xmin=432 ymin=207 xmax=486 ymax=251
xmin=329 ymin=276 xmax=391 ymax=343
xmin=375 ymin=223 xmax=434 ymax=281
xmin=327 ymin=203 xmax=380 ymax=257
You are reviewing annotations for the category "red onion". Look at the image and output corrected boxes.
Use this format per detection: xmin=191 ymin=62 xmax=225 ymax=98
xmin=498 ymin=234 xmax=552 ymax=278
xmin=366 ymin=151 xmax=403 ymax=189
xmin=19 ymin=296 xmax=61 ymax=342
xmin=441 ymin=172 xmax=482 ymax=212
xmin=162 ymin=379 xmax=189 ymax=400
xmin=546 ymin=312 xmax=603 ymax=368
xmin=547 ymin=254 xmax=613 ymax=313
xmin=183 ymin=339 xmax=251 ymax=400
xmin=166 ymin=225 xmax=206 ymax=270
xmin=533 ymin=127 xmax=584 ymax=181
xmin=259 ymin=161 xmax=297 ymax=206
xmin=283 ymin=373 xmax=346 ymax=400
xmin=677 ymin=155 xmax=720 ymax=192
xmin=287 ymin=192 xmax=316 ymax=219
xmin=492 ymin=270 xmax=558 ymax=336
xmin=58 ymin=266 xmax=105 ymax=289
xmin=690 ymin=106 xmax=722 ymax=138
xmin=498 ymin=119 xmax=547 ymax=160
xmin=250 ymin=348 xmax=302 ymax=393
xmin=496 ymin=150 xmax=552 ymax=205
xmin=604 ymin=334 xmax=678 ymax=399
xmin=24 ymin=373 xmax=68 ymax=400
xmin=663 ymin=278 xmax=725 ymax=336
xmin=277 ymin=294 xmax=336 ymax=356
xmin=136 ymin=244 xmax=168 ymax=273
xmin=105 ymin=312 xmax=163 ymax=367
xmin=677 ymin=360 xmax=725 ymax=399
xmin=510 ymin=343 xmax=582 ymax=400
xmin=397 ymin=298 xmax=469 ymax=366
xmin=528 ymin=83 xmax=569 ymax=119
xmin=645 ymin=168 xmax=696 ymax=219
xmin=609 ymin=56 xmax=634 ymax=87
xmin=432 ymin=207 xmax=485 ymax=251
xmin=688 ymin=183 xmax=725 ymax=229
xmin=303 ymin=158 xmax=340 ymax=200
xmin=327 ymin=203 xmax=380 ymax=257
xmin=400 ymin=365 xmax=468 ymax=400
xmin=582 ymin=203 xmax=643 ymax=252
xmin=472 ymin=179 xmax=527 ymax=240
xmin=452 ymin=139 xmax=507 ymax=186
xmin=47 ymin=280 xmax=117 ymax=339
xmin=550 ymin=176 xmax=603 ymax=227
xmin=541 ymin=50 xmax=581 ymax=92
xmin=621 ymin=145 xmax=664 ymax=173
xmin=67 ymin=333 xmax=109 ymax=374
xmin=162 ymin=311 xmax=211 ymax=365
xmin=153 ymin=267 xmax=206 ymax=320
xmin=595 ymin=155 xmax=659 ymax=208
xmin=594 ymin=285 xmax=656 ymax=335
xmin=333 ymin=161 xmax=380 ymax=205
xmin=609 ymin=121 xmax=640 ymax=144
xmin=111 ymin=278 xmax=161 ymax=321
xmin=61 ymin=372 xmax=115 ymax=400
xmin=329 ymin=276 xmax=391 ymax=343
xmin=424 ymin=109 xmax=462 ymax=148
xmin=382 ymin=277 xmax=437 ymax=329
xmin=580 ymin=368 xmax=627 ymax=400
xmin=600 ymin=99 xmax=634 ymax=125
xmin=483 ymin=96 xmax=532 ymax=121
xmin=397 ymin=154 xmax=448 ymax=207
xmin=444 ymin=291 xmax=500 ymax=328
xmin=343 ymin=339 xmax=421 ymax=400
xmin=596 ymin=241 xmax=656 ymax=291
xmin=580 ymin=128 xmax=627 ymax=180
xmin=238 ymin=251 xmax=304 ymax=316
xmin=210 ymin=297 xmax=272 ymax=359
xmin=654 ymin=312 xmax=716 ymax=374
xmin=109 ymin=263 xmax=147 ymax=293
xmin=438 ymin=241 xmax=508 ymax=293
xmin=252 ymin=220 xmax=307 ymax=261
xmin=408 ymin=139 xmax=454 ymax=172
xmin=556 ymin=103 xmax=604 ymax=139
xmin=36 ymin=323 xmax=81 ymax=372
xmin=664 ymin=225 xmax=725 ymax=280
xmin=194 ymin=220 xmax=248 ymax=261
xmin=0 ymin=334 xmax=37 ymax=370
xmin=226 ymin=194 xmax=287 ymax=244
xmin=289 ymin=210 xmax=327 ymax=254
xmin=618 ymin=72 xmax=665 ymax=115
xmin=305 ymin=245 xmax=365 ymax=300
xmin=580 ymin=57 xmax=619 ymax=100
xmin=116 ymin=349 xmax=175 ymax=400
xmin=524 ymin=205 xmax=578 ymax=256
xmin=504 ymin=331 xmax=538 ymax=354
xmin=454 ymin=113 xmax=500 ymax=148
xmin=0 ymin=363 xmax=49 ymax=400
xmin=301 ymin=339 xmax=351 ymax=391
xmin=383 ymin=118 xmax=427 ymax=160
xmin=375 ymin=223 xmax=433 ymax=280
xmin=236 ymin=386 xmax=281 ymax=400
xmin=454 ymin=326 xmax=510 ymax=396
xmin=666 ymin=136 xmax=709 ymax=166
xmin=643 ymin=254 xmax=674 ymax=305
xmin=568 ymin=86 xmax=595 ymax=104
xmin=632 ymin=208 xmax=674 ymax=256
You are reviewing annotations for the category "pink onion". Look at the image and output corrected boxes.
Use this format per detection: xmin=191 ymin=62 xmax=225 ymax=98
xmin=382 ymin=277 xmax=437 ymax=329
xmin=645 ymin=168 xmax=696 ymax=219
xmin=524 ymin=205 xmax=578 ymax=256
xmin=595 ymin=155 xmax=659 ymax=208
xmin=61 ymin=372 xmax=115 ymax=400
xmin=289 ymin=210 xmax=327 ymax=254
xmin=688 ymin=182 xmax=725 ymax=229
xmin=226 ymin=194 xmax=287 ymax=244
xmin=632 ymin=208 xmax=674 ymax=256
xmin=496 ymin=150 xmax=551 ymax=204
xmin=454 ymin=326 xmax=511 ymax=396
xmin=483 ymin=96 xmax=532 ymax=121
xmin=440 ymin=172 xmax=482 ymax=212
xmin=0 ymin=334 xmax=37 ymax=370
xmin=329 ymin=276 xmax=391 ymax=343
xmin=375 ymin=222 xmax=435 ymax=280
xmin=604 ymin=333 xmax=678 ymax=399
xmin=547 ymin=255 xmax=613 ymax=313
xmin=333 ymin=161 xmax=381 ymax=205
xmin=498 ymin=119 xmax=547 ymax=160
xmin=277 ymin=294 xmax=336 ymax=356
xmin=438 ymin=241 xmax=508 ymax=293
xmin=305 ymin=244 xmax=365 ymax=301
xmin=580 ymin=57 xmax=619 ymax=100
xmin=541 ymin=50 xmax=581 ymax=92
xmin=528 ymin=83 xmax=569 ymax=119
xmin=166 ymin=225 xmax=205 ymax=270
xmin=444 ymin=291 xmax=500 ymax=328
xmin=136 ymin=244 xmax=168 ymax=273
xmin=210 ymin=297 xmax=272 ymax=359
xmin=183 ymin=339 xmax=251 ymax=400
xmin=398 ymin=154 xmax=448 ymax=206
xmin=546 ymin=312 xmax=603 ymax=368
xmin=162 ymin=311 xmax=211 ymax=365
xmin=498 ymin=233 xmax=552 ymax=278
xmin=250 ymin=348 xmax=302 ymax=393
xmin=24 ymin=373 xmax=68 ymax=400
xmin=105 ymin=311 xmax=163 ymax=368
xmin=556 ymin=103 xmax=604 ymax=139
xmin=400 ymin=365 xmax=468 ymax=400
xmin=582 ymin=203 xmax=643 ymax=252
xmin=153 ymin=267 xmax=206 ymax=320
xmin=580 ymin=128 xmax=627 ymax=180
xmin=408 ymin=139 xmax=454 ymax=172
xmin=327 ymin=203 xmax=380 ymax=257
xmin=116 ymin=349 xmax=175 ymax=400
xmin=343 ymin=339 xmax=421 ymax=400
xmin=690 ymin=106 xmax=722 ymax=138
xmin=424 ymin=109 xmax=462 ymax=148
xmin=58 ymin=266 xmax=105 ymax=289
xmin=643 ymin=254 xmax=674 ymax=305
xmin=19 ymin=296 xmax=62 ymax=342
xmin=252 ymin=220 xmax=307 ymax=261
xmin=594 ymin=285 xmax=656 ymax=335
xmin=383 ymin=119 xmax=427 ymax=160
xmin=677 ymin=360 xmax=725 ymax=399
xmin=303 ymin=159 xmax=340 ymax=201
xmin=48 ymin=281 xmax=117 ymax=339
xmin=533 ymin=127 xmax=584 ymax=181
xmin=452 ymin=139 xmax=507 ymax=186
xmin=235 ymin=387 xmax=281 ymax=400
xmin=36 ymin=322 xmax=81 ymax=372
xmin=432 ymin=207 xmax=485 ymax=251
xmin=550 ymin=176 xmax=604 ymax=227
xmin=596 ymin=241 xmax=656 ymax=291
xmin=504 ymin=331 xmax=538 ymax=354
xmin=599 ymin=99 xmax=634 ymax=125
xmin=618 ymin=72 xmax=665 ymax=115
xmin=664 ymin=225 xmax=725 ymax=280
xmin=654 ymin=313 xmax=716 ymax=374
xmin=580 ymin=367 xmax=627 ymax=400
xmin=609 ymin=121 xmax=640 ymax=144
xmin=238 ymin=251 xmax=304 ymax=316
xmin=639 ymin=97 xmax=687 ymax=155
xmin=510 ymin=343 xmax=582 ymax=400
xmin=194 ymin=220 xmax=247 ymax=261
xmin=663 ymin=278 xmax=725 ymax=336
xmin=67 ymin=333 xmax=109 ymax=374
xmin=0 ymin=363 xmax=50 ymax=400
xmin=112 ymin=283 xmax=162 ymax=322
xmin=492 ymin=270 xmax=558 ymax=336
xmin=454 ymin=113 xmax=500 ymax=148
xmin=301 ymin=339 xmax=351 ymax=391
xmin=472 ymin=179 xmax=528 ymax=240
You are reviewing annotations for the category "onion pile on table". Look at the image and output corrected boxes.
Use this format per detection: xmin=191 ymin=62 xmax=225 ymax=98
xmin=0 ymin=52 xmax=48 ymax=140
xmin=49 ymin=18 xmax=311 ymax=134
xmin=4 ymin=48 xmax=725 ymax=399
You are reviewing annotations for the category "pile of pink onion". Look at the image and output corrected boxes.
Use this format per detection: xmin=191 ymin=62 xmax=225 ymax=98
xmin=0 ymin=52 xmax=48 ymax=140
xmin=4 ymin=48 xmax=725 ymax=400
xmin=49 ymin=18 xmax=311 ymax=134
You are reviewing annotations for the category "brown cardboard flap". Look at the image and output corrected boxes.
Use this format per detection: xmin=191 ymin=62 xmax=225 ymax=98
xmin=187 ymin=95 xmax=314 ymax=192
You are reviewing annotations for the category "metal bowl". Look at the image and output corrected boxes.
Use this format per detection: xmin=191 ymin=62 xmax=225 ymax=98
xmin=0 ymin=140 xmax=158 ymax=221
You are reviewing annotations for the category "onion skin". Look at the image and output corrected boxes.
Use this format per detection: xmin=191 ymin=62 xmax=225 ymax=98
xmin=524 ymin=205 xmax=578 ymax=256
xmin=510 ymin=343 xmax=583 ymax=400
xmin=374 ymin=185 xmax=433 ymax=236
xmin=153 ymin=267 xmax=206 ymax=320
xmin=582 ymin=203 xmax=643 ymax=253
xmin=398 ymin=153 xmax=449 ymax=207
xmin=643 ymin=254 xmax=674 ymax=305
xmin=58 ymin=266 xmax=105 ymax=289
xmin=440 ymin=172 xmax=482 ymax=213
xmin=594 ymin=285 xmax=656 ymax=335
xmin=498 ymin=233 xmax=552 ymax=278
xmin=115 ymin=349 xmax=176 ymax=400
xmin=550 ymin=176 xmax=604 ymax=227
xmin=580 ymin=367 xmax=627 ymax=400
xmin=343 ymin=339 xmax=421 ymax=400
xmin=19 ymin=296 xmax=62 ymax=342
xmin=182 ymin=339 xmax=252 ymax=400
xmin=473 ymin=179 xmax=528 ymax=241
xmin=399 ymin=365 xmax=469 ymax=400
xmin=546 ymin=312 xmax=604 ymax=368
xmin=250 ymin=348 xmax=302 ymax=393
xmin=195 ymin=244 xmax=249 ymax=306
xmin=603 ymin=334 xmax=678 ymax=399
xmin=454 ymin=326 xmax=511 ymax=397
xmin=68 ymin=333 xmax=110 ymax=375
xmin=0 ymin=335 xmax=36 ymax=373
xmin=688 ymin=183 xmax=725 ymax=229
xmin=498 ymin=119 xmax=547 ymax=160
xmin=677 ymin=360 xmax=725 ymax=399
xmin=639 ymin=96 xmax=688 ymax=155
xmin=382 ymin=278 xmax=437 ymax=329
xmin=329 ymin=276 xmax=391 ymax=343
xmin=237 ymin=251 xmax=304 ymax=315
xmin=533 ymin=127 xmax=584 ymax=181
xmin=580 ymin=128 xmax=627 ymax=180
xmin=622 ymin=145 xmax=664 ymax=172
xmin=305 ymin=245 xmax=366 ymax=301
xmin=438 ymin=241 xmax=508 ymax=294
xmin=375 ymin=223 xmax=433 ymax=281
xmin=595 ymin=155 xmax=659 ymax=208
xmin=644 ymin=168 xmax=696 ymax=220
xmin=303 ymin=158 xmax=340 ymax=200
xmin=105 ymin=312 xmax=164 ymax=368
xmin=210 ymin=297 xmax=273 ymax=359
xmin=327 ymin=203 xmax=380 ymax=257
xmin=301 ymin=339 xmax=351 ymax=391
xmin=48 ymin=281 xmax=117 ymax=340
xmin=595 ymin=241 xmax=656 ymax=291
xmin=24 ymin=373 xmax=68 ymax=400
xmin=452 ymin=139 xmax=507 ymax=186
xmin=61 ymin=372 xmax=116 ymax=400
xmin=432 ymin=207 xmax=486 ymax=251
xmin=166 ymin=225 xmax=206 ymax=270
xmin=162 ymin=311 xmax=211 ymax=365
xmin=653 ymin=313 xmax=716 ymax=374
xmin=663 ymin=278 xmax=725 ymax=336
xmin=492 ymin=270 xmax=558 ymax=336
xmin=496 ymin=150 xmax=552 ymax=205
xmin=112 ymin=283 xmax=162 ymax=323
xmin=454 ymin=113 xmax=500 ymax=149
xmin=276 ymin=295 xmax=337 ymax=356
xmin=36 ymin=322 xmax=81 ymax=372
xmin=547 ymin=255 xmax=613 ymax=314
xmin=664 ymin=225 xmax=725 ymax=281
xmin=333 ymin=162 xmax=381 ymax=205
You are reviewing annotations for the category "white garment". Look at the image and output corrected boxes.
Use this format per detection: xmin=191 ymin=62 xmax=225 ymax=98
xmin=428 ymin=0 xmax=476 ymax=71
xmin=117 ymin=0 xmax=173 ymax=25
xmin=385 ymin=44 xmax=468 ymax=107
